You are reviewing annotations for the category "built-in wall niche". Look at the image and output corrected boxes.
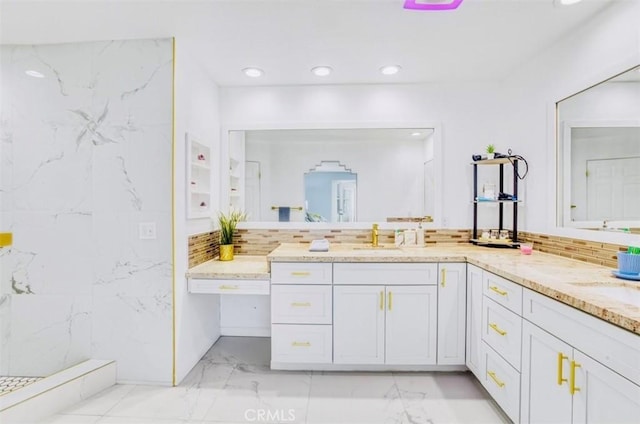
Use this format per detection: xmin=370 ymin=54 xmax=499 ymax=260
xmin=186 ymin=133 xmax=212 ymax=219
xmin=227 ymin=128 xmax=438 ymax=223
xmin=557 ymin=65 xmax=640 ymax=232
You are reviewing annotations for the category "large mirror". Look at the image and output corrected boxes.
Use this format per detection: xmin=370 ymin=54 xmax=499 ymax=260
xmin=226 ymin=128 xmax=437 ymax=223
xmin=557 ymin=65 xmax=640 ymax=232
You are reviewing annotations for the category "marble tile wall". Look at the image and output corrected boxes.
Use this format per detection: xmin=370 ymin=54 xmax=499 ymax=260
xmin=0 ymin=39 xmax=174 ymax=383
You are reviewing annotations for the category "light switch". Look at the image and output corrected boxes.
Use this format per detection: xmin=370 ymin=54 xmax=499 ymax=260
xmin=139 ymin=222 xmax=156 ymax=240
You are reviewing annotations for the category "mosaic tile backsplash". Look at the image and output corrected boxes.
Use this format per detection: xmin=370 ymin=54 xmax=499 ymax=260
xmin=187 ymin=228 xmax=626 ymax=270
xmin=188 ymin=230 xmax=220 ymax=268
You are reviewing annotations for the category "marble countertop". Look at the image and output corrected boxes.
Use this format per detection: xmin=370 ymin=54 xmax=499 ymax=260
xmin=187 ymin=255 xmax=270 ymax=280
xmin=267 ymin=243 xmax=640 ymax=335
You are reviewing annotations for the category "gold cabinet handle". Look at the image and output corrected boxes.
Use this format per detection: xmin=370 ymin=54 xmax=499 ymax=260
xmin=291 ymin=302 xmax=311 ymax=307
xmin=291 ymin=271 xmax=310 ymax=277
xmin=570 ymin=360 xmax=582 ymax=395
xmin=379 ymin=291 xmax=384 ymax=310
xmin=487 ymin=371 xmax=505 ymax=388
xmin=219 ymin=284 xmax=238 ymax=290
xmin=441 ymin=268 xmax=446 ymax=287
xmin=489 ymin=322 xmax=507 ymax=336
xmin=291 ymin=341 xmax=310 ymax=347
xmin=489 ymin=285 xmax=508 ymax=296
xmin=557 ymin=352 xmax=568 ymax=386
xmin=388 ymin=291 xmax=393 ymax=311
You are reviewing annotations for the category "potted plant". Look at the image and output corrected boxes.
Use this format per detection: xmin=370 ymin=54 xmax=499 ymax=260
xmin=217 ymin=210 xmax=246 ymax=261
xmin=486 ymin=144 xmax=496 ymax=160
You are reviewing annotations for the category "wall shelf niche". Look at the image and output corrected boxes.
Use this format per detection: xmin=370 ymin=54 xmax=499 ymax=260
xmin=186 ymin=133 xmax=212 ymax=219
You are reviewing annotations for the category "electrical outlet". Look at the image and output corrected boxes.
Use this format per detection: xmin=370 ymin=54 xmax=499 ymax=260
xmin=139 ymin=222 xmax=156 ymax=240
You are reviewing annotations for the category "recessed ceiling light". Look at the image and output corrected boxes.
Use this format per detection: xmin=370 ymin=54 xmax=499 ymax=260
xmin=25 ymin=70 xmax=45 ymax=78
xmin=242 ymin=67 xmax=264 ymax=78
xmin=380 ymin=65 xmax=402 ymax=76
xmin=559 ymin=0 xmax=583 ymax=5
xmin=411 ymin=132 xmax=422 ymax=137
xmin=311 ymin=66 xmax=332 ymax=77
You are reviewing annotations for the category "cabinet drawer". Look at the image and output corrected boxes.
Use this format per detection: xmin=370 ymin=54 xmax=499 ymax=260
xmin=482 ymin=297 xmax=522 ymax=370
xmin=333 ymin=263 xmax=438 ymax=285
xmin=271 ymin=285 xmax=332 ymax=324
xmin=271 ymin=324 xmax=332 ymax=364
xmin=482 ymin=342 xmax=521 ymax=424
xmin=188 ymin=278 xmax=270 ymax=295
xmin=483 ymin=271 xmax=522 ymax=314
xmin=271 ymin=262 xmax=332 ymax=284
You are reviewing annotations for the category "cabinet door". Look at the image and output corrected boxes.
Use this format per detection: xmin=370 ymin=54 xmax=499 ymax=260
xmin=437 ymin=263 xmax=466 ymax=365
xmin=466 ymin=264 xmax=484 ymax=378
xmin=572 ymin=350 xmax=640 ymax=424
xmin=521 ymin=320 xmax=572 ymax=424
xmin=385 ymin=285 xmax=437 ymax=365
xmin=333 ymin=285 xmax=385 ymax=364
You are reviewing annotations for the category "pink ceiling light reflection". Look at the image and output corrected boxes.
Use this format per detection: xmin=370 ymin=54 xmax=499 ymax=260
xmin=403 ymin=0 xmax=464 ymax=11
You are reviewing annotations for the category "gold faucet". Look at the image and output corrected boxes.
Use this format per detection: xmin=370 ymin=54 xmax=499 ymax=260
xmin=372 ymin=223 xmax=379 ymax=247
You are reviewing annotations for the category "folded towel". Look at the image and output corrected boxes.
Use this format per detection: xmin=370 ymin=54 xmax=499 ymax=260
xmin=278 ymin=207 xmax=290 ymax=222
xmin=309 ymin=239 xmax=330 ymax=252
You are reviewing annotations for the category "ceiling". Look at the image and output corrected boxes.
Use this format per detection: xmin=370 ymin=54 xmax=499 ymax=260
xmin=0 ymin=0 xmax=615 ymax=86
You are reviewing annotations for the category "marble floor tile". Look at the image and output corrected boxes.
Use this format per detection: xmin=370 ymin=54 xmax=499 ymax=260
xmin=105 ymin=384 xmax=217 ymax=421
xmin=37 ymin=337 xmax=510 ymax=424
xmin=201 ymin=336 xmax=270 ymax=366
xmin=61 ymin=384 xmax=137 ymax=416
xmin=203 ymin=364 xmax=311 ymax=423
xmin=306 ymin=372 xmax=406 ymax=424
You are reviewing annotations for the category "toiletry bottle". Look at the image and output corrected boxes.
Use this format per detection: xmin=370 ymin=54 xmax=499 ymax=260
xmin=394 ymin=229 xmax=404 ymax=247
xmin=417 ymin=223 xmax=425 ymax=247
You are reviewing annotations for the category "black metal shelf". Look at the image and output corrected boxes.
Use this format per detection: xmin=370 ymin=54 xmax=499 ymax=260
xmin=472 ymin=160 xmax=519 ymax=248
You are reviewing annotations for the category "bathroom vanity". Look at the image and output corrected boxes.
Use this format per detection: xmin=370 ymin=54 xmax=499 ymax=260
xmin=187 ymin=243 xmax=640 ymax=423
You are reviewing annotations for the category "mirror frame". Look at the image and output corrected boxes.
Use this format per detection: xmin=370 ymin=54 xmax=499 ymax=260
xmin=221 ymin=122 xmax=444 ymax=229
xmin=552 ymin=59 xmax=640 ymax=245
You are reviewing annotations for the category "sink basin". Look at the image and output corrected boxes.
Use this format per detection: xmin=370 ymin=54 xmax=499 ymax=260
xmin=576 ymin=285 xmax=640 ymax=307
xmin=351 ymin=246 xmax=401 ymax=252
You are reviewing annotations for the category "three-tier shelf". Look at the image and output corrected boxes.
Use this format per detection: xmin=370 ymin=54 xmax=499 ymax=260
xmin=471 ymin=157 xmax=520 ymax=248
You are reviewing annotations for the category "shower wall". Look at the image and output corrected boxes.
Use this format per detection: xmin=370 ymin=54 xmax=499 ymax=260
xmin=0 ymin=39 xmax=174 ymax=384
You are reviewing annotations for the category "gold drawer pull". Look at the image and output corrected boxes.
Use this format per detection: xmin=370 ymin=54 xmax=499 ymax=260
xmin=219 ymin=285 xmax=238 ymax=290
xmin=570 ymin=360 xmax=582 ymax=395
xmin=489 ymin=322 xmax=507 ymax=336
xmin=291 ymin=302 xmax=311 ymax=307
xmin=291 ymin=341 xmax=311 ymax=347
xmin=441 ymin=268 xmax=446 ymax=287
xmin=291 ymin=271 xmax=311 ymax=277
xmin=489 ymin=285 xmax=508 ymax=296
xmin=379 ymin=291 xmax=384 ymax=310
xmin=388 ymin=291 xmax=393 ymax=311
xmin=557 ymin=352 xmax=568 ymax=386
xmin=487 ymin=371 xmax=505 ymax=388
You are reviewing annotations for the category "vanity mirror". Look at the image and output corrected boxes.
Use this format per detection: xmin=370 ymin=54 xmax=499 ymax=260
xmin=557 ymin=65 xmax=640 ymax=232
xmin=224 ymin=127 xmax=438 ymax=224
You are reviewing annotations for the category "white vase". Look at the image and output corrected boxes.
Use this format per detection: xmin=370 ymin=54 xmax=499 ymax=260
xmin=487 ymin=153 xmax=495 ymax=160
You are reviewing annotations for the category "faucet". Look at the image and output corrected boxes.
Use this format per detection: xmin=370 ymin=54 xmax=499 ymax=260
xmin=372 ymin=223 xmax=379 ymax=247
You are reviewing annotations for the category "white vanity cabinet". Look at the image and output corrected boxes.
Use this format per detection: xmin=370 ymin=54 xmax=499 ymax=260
xmin=333 ymin=263 xmax=438 ymax=365
xmin=466 ymin=264 xmax=484 ymax=379
xmin=270 ymin=262 xmax=333 ymax=364
xmin=521 ymin=289 xmax=640 ymax=424
xmin=437 ymin=263 xmax=467 ymax=365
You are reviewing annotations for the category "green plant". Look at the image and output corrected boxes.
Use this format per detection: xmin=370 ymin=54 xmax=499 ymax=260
xmin=486 ymin=144 xmax=496 ymax=154
xmin=217 ymin=210 xmax=247 ymax=245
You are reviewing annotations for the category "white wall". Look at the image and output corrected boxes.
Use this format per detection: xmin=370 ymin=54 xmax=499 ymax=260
xmin=502 ymin=0 xmax=640 ymax=242
xmin=0 ymin=39 xmax=174 ymax=384
xmin=221 ymin=83 xmax=503 ymax=228
xmin=173 ymin=41 xmax=222 ymax=385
